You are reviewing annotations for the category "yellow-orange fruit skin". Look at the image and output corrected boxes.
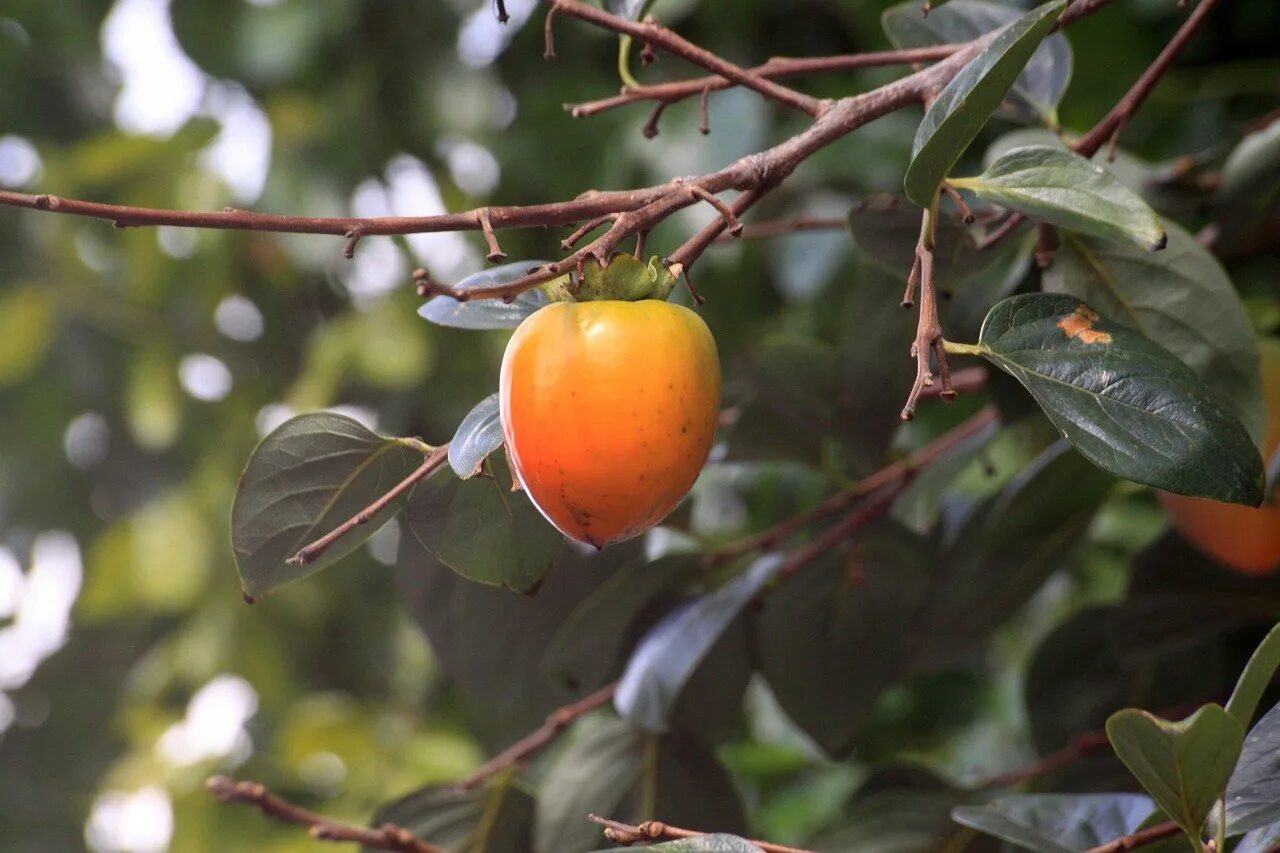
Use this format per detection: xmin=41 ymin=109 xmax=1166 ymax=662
xmin=499 ymin=300 xmax=721 ymax=548
xmin=1160 ymin=341 xmax=1280 ymax=576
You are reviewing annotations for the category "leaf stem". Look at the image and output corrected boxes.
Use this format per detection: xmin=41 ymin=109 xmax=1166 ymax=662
xmin=943 ymin=341 xmax=988 ymax=357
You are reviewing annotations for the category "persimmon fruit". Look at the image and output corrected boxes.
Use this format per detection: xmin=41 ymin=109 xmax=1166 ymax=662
xmin=1159 ymin=339 xmax=1280 ymax=575
xmin=499 ymin=299 xmax=721 ymax=548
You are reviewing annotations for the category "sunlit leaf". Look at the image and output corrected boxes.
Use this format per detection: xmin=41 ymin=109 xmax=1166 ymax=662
xmin=449 ymin=393 xmax=503 ymax=478
xmin=418 ymin=261 xmax=553 ymax=329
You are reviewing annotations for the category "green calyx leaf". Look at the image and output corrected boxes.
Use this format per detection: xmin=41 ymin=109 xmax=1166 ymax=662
xmin=949 ymin=145 xmax=1166 ymax=251
xmin=541 ymin=253 xmax=681 ymax=303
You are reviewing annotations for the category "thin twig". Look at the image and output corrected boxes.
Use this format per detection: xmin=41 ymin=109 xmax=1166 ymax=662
xmin=902 ymin=202 xmax=955 ymax=420
xmin=716 ymin=215 xmax=846 ymax=242
xmin=1082 ymin=821 xmax=1183 ymax=853
xmin=587 ymin=814 xmax=816 ymax=853
xmin=455 ymin=683 xmax=618 ymax=790
xmin=206 ymin=776 xmax=444 ymax=853
xmin=688 ymin=186 xmax=744 ymax=236
xmin=976 ymin=731 xmax=1110 ymax=788
xmin=287 ymin=445 xmax=450 ymax=568
xmin=543 ymin=6 xmax=558 ymax=59
xmin=778 ymin=485 xmax=901 ymax=581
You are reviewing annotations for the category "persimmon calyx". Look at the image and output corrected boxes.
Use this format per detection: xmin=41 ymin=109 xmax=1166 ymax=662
xmin=540 ymin=253 xmax=680 ymax=303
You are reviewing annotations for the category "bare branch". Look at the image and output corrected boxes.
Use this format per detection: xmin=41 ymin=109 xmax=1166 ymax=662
xmin=455 ymin=683 xmax=617 ymax=790
xmin=206 ymin=776 xmax=444 ymax=853
xmin=1082 ymin=821 xmax=1183 ymax=853
xmin=587 ymin=814 xmax=816 ymax=853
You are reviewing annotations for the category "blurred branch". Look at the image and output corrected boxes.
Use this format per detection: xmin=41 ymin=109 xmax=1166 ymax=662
xmin=714 ymin=215 xmax=847 ymax=242
xmin=1083 ymin=821 xmax=1183 ymax=853
xmin=206 ymin=776 xmax=444 ymax=853
xmin=976 ymin=730 xmax=1111 ymax=788
xmin=587 ymin=814 xmax=816 ymax=853
xmin=286 ymin=444 xmax=450 ymax=570
xmin=708 ymin=405 xmax=998 ymax=568
xmin=455 ymin=683 xmax=617 ymax=791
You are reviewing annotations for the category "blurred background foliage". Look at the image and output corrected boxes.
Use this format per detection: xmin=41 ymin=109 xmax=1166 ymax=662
xmin=0 ymin=0 xmax=1278 ymax=851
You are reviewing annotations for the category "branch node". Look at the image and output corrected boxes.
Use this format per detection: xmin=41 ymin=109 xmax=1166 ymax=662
xmin=642 ymin=102 xmax=667 ymax=139
xmin=941 ymin=183 xmax=976 ymax=224
xmin=689 ymin=186 xmax=742 ymax=236
xmin=476 ymin=210 xmax=507 ymax=262
xmin=699 ymin=86 xmax=712 ymax=135
xmin=343 ymin=229 xmax=363 ymax=259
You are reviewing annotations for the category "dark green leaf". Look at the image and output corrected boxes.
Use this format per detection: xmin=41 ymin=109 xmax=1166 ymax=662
xmin=1226 ymin=623 xmax=1280 ymax=729
xmin=402 ymin=450 xmax=562 ymax=592
xmin=231 ymin=413 xmax=421 ymax=598
xmin=396 ymin=533 xmax=644 ymax=730
xmin=756 ymin=525 xmax=933 ymax=757
xmin=1225 ymin=701 xmax=1280 ymax=836
xmin=950 ymin=146 xmax=1165 ymax=250
xmin=1043 ymin=223 xmax=1265 ymax=444
xmin=418 ymin=261 xmax=553 ymax=329
xmin=909 ymin=440 xmax=1113 ymax=669
xmin=540 ymin=554 xmax=696 ymax=691
xmin=952 ymin=794 xmax=1157 ymax=853
xmin=904 ymin=0 xmax=1068 ymax=205
xmin=535 ymin=715 xmax=747 ymax=853
xmin=975 ymin=293 xmax=1264 ymax=504
xmin=1214 ymin=119 xmax=1280 ymax=256
xmin=366 ymin=774 xmax=534 ymax=853
xmin=449 ymin=393 xmax=503 ymax=479
xmin=1106 ymin=704 xmax=1244 ymax=839
xmin=882 ymin=0 xmax=1072 ymax=125
xmin=615 ymin=555 xmax=783 ymax=732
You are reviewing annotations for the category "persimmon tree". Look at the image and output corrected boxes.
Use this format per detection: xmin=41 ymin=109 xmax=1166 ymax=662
xmin=1 ymin=0 xmax=1279 ymax=851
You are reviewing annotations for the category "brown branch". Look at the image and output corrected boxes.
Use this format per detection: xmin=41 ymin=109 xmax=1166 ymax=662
xmin=548 ymin=0 xmax=824 ymax=117
xmin=902 ymin=203 xmax=955 ymax=420
xmin=568 ymin=45 xmax=962 ymax=118
xmin=287 ymin=444 xmax=449 ymax=568
xmin=587 ymin=815 xmax=816 ymax=853
xmin=688 ymin=186 xmax=744 ymax=236
xmin=206 ymin=776 xmax=444 ymax=853
xmin=707 ymin=406 xmax=999 ymax=567
xmin=1083 ymin=821 xmax=1183 ymax=853
xmin=543 ymin=5 xmax=558 ymax=59
xmin=778 ymin=485 xmax=901 ymax=581
xmin=976 ymin=730 xmax=1111 ymax=788
xmin=455 ymin=683 xmax=617 ymax=790
xmin=1073 ymin=0 xmax=1226 ymax=159
xmin=716 ymin=215 xmax=847 ymax=242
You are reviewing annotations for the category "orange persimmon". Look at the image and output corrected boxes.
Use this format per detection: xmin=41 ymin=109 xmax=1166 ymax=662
xmin=1160 ymin=340 xmax=1280 ymax=575
xmin=499 ymin=299 xmax=721 ymax=548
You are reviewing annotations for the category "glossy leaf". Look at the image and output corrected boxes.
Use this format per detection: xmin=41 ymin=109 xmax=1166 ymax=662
xmin=535 ymin=715 xmax=747 ymax=853
xmin=1043 ymin=223 xmax=1265 ymax=444
xmin=540 ymin=554 xmax=695 ymax=690
xmin=1225 ymin=701 xmax=1280 ymax=835
xmin=449 ymin=393 xmax=503 ymax=478
xmin=367 ymin=774 xmax=534 ymax=852
xmin=882 ymin=0 xmax=1072 ymax=124
xmin=756 ymin=525 xmax=933 ymax=757
xmin=401 ymin=450 xmax=562 ymax=592
xmin=418 ymin=261 xmax=553 ymax=329
xmin=975 ymin=293 xmax=1264 ymax=505
xmin=904 ymin=0 xmax=1067 ymax=206
xmin=231 ymin=413 xmax=421 ymax=598
xmin=952 ymin=793 xmax=1157 ymax=853
xmin=615 ymin=555 xmax=784 ymax=732
xmin=1106 ymin=705 xmax=1244 ymax=839
xmin=950 ymin=145 xmax=1165 ymax=250
xmin=1226 ymin=622 xmax=1280 ymax=729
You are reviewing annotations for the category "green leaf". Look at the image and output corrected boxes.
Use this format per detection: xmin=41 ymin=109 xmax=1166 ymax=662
xmin=1106 ymin=705 xmax=1244 ymax=839
xmin=950 ymin=146 xmax=1165 ymax=250
xmin=904 ymin=0 xmax=1067 ymax=206
xmin=535 ymin=715 xmax=748 ymax=853
xmin=909 ymin=440 xmax=1113 ymax=669
xmin=449 ymin=393 xmax=503 ymax=479
xmin=951 ymin=794 xmax=1158 ymax=853
xmin=401 ymin=450 xmax=562 ymax=592
xmin=1225 ymin=701 xmax=1280 ymax=836
xmin=540 ymin=554 xmax=696 ymax=691
xmin=615 ymin=555 xmax=784 ymax=732
xmin=1226 ymin=623 xmax=1280 ymax=729
xmin=0 ymin=286 xmax=54 ymax=388
xmin=882 ymin=0 xmax=1072 ymax=125
xmin=418 ymin=261 xmax=553 ymax=329
xmin=975 ymin=293 xmax=1264 ymax=505
xmin=1214 ymin=119 xmax=1280 ymax=256
xmin=230 ymin=413 xmax=421 ymax=599
xmin=756 ymin=524 xmax=934 ymax=757
xmin=1043 ymin=223 xmax=1265 ymax=445
xmin=366 ymin=773 xmax=534 ymax=853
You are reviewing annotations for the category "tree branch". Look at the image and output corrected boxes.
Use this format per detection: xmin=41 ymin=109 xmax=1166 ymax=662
xmin=1082 ymin=821 xmax=1183 ymax=853
xmin=901 ymin=201 xmax=956 ymax=420
xmin=455 ymin=683 xmax=617 ymax=790
xmin=587 ymin=814 xmax=816 ymax=853
xmin=547 ymin=0 xmax=825 ymax=117
xmin=286 ymin=444 xmax=450 ymax=569
xmin=206 ymin=775 xmax=444 ymax=853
